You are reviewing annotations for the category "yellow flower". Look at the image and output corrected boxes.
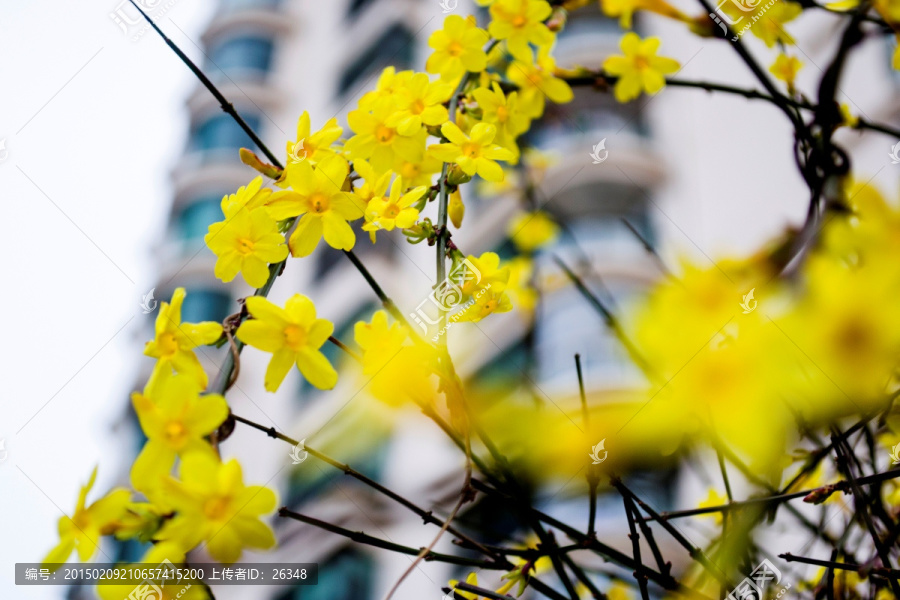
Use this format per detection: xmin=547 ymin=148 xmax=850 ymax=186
xmin=607 ymin=581 xmax=634 ymax=600
xmin=698 ymin=489 xmax=728 ymax=526
xmin=488 ymin=0 xmax=555 ymax=61
xmin=429 ymin=122 xmax=514 ymax=182
xmin=508 ymin=210 xmax=559 ymax=252
xmin=44 ymin=468 xmax=131 ymax=565
xmin=144 ymin=288 xmax=223 ymax=389
xmin=345 ymin=100 xmax=427 ymax=174
xmin=769 ymin=53 xmax=803 ymax=88
xmin=506 ymin=256 xmax=538 ymax=316
xmin=839 ymin=103 xmax=858 ymax=128
xmin=603 ymin=33 xmax=680 ymax=103
xmin=155 ymin=453 xmax=276 ymax=564
xmin=601 ymin=0 xmax=690 ymax=29
xmin=97 ymin=543 xmax=211 ymax=600
xmin=363 ymin=176 xmax=426 ymax=235
xmin=205 ymin=200 xmax=290 ymax=288
xmin=359 ymin=67 xmax=414 ymax=112
xmin=426 ymin=15 xmax=490 ymax=81
xmin=453 ymin=286 xmax=513 ymax=322
xmin=395 ymin=151 xmax=444 ymax=187
xmin=237 ymin=294 xmax=338 ymax=392
xmin=457 ymin=251 xmax=511 ymax=296
xmin=265 ymin=156 xmax=365 ymax=257
xmin=130 ymin=371 xmax=229 ymax=493
xmin=285 ymin=111 xmax=343 ymax=166
xmin=507 ymin=48 xmax=573 ymax=117
xmin=354 ymin=311 xmax=438 ymax=407
xmin=471 ymin=82 xmax=531 ymax=161
xmin=745 ymin=1 xmax=802 ymax=46
xmin=386 ymin=72 xmax=453 ymax=135
xmin=220 ymin=176 xmax=272 ymax=216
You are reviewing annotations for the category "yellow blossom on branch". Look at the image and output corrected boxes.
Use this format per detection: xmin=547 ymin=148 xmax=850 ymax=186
xmin=426 ymin=15 xmax=490 ymax=81
xmin=345 ymin=100 xmax=426 ymax=174
xmin=603 ymin=33 xmax=680 ymax=103
xmin=769 ymin=53 xmax=803 ymax=89
xmin=44 ymin=468 xmax=131 ymax=565
xmin=155 ymin=453 xmax=277 ymax=564
xmin=508 ymin=210 xmax=559 ymax=252
xmin=385 ymin=72 xmax=453 ymax=135
xmin=144 ymin=288 xmax=223 ymax=389
xmin=285 ymin=111 xmax=343 ymax=166
xmin=429 ymin=122 xmax=514 ymax=181
xmin=205 ymin=204 xmax=290 ymax=288
xmin=506 ymin=48 xmax=573 ymax=117
xmin=130 ymin=371 xmax=229 ymax=493
xmin=265 ymin=156 xmax=365 ymax=257
xmin=488 ymin=0 xmax=555 ymax=61
xmin=237 ymin=294 xmax=338 ymax=392
xmin=363 ymin=177 xmax=427 ymax=236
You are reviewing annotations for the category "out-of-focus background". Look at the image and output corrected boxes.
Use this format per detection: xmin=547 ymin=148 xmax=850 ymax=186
xmin=2 ymin=0 xmax=897 ymax=598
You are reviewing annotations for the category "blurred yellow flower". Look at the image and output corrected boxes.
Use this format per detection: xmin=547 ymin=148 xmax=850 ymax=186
xmin=44 ymin=468 xmax=131 ymax=565
xmin=237 ymin=294 xmax=338 ymax=392
xmin=488 ymin=0 xmax=555 ymax=61
xmin=508 ymin=210 xmax=559 ymax=252
xmin=769 ymin=53 xmax=803 ymax=88
xmin=156 ymin=453 xmax=276 ymax=564
xmin=507 ymin=48 xmax=573 ymax=117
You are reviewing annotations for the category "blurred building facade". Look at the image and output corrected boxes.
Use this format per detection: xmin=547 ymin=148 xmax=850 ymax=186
xmin=90 ymin=0 xmax=900 ymax=597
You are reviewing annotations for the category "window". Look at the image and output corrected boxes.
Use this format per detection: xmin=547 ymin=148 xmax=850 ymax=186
xmin=275 ymin=548 xmax=374 ymax=600
xmin=175 ymin=195 xmax=224 ymax=243
xmin=337 ymin=24 xmax=414 ymax=96
xmin=180 ymin=288 xmax=233 ymax=324
xmin=190 ymin=113 xmax=261 ymax=158
xmin=207 ymin=35 xmax=275 ymax=80
xmin=219 ymin=0 xmax=281 ymax=13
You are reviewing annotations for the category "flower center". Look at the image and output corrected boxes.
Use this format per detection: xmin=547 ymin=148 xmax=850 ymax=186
xmin=634 ymin=55 xmax=650 ymax=70
xmin=495 ymin=105 xmax=509 ymax=123
xmin=461 ymin=142 xmax=481 ymax=159
xmin=309 ymin=193 xmax=330 ymax=214
xmin=164 ymin=421 xmax=187 ymax=445
xmin=400 ymin=162 xmax=420 ymax=179
xmin=375 ymin=124 xmax=395 ymax=144
xmin=72 ymin=511 xmax=90 ymax=530
xmin=236 ymin=238 xmax=255 ymax=255
xmin=512 ymin=14 xmax=527 ymax=27
xmin=283 ymin=324 xmax=308 ymax=351
xmin=158 ymin=332 xmax=179 ymax=357
xmin=203 ymin=496 xmax=231 ymax=521
xmin=411 ymin=99 xmax=426 ymax=115
xmin=384 ymin=204 xmax=401 ymax=219
xmin=448 ymin=40 xmax=464 ymax=57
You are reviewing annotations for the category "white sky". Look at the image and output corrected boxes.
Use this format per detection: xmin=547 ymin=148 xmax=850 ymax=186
xmin=1 ymin=1 xmax=214 ymax=597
